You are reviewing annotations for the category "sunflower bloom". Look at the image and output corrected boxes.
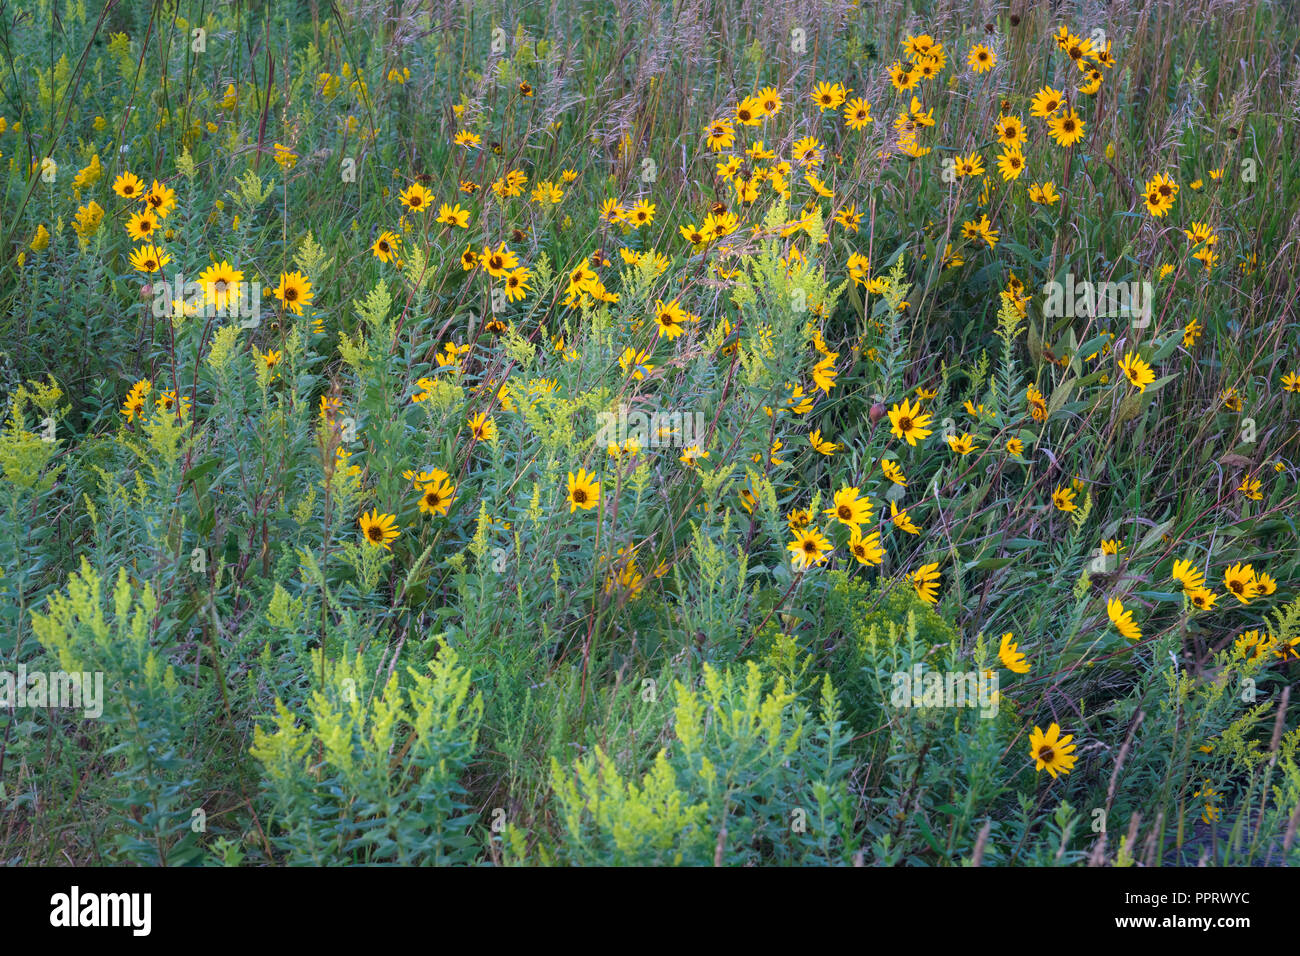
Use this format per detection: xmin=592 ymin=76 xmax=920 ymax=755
xmin=789 ymin=528 xmax=833 ymax=570
xmin=273 ymin=271 xmax=313 ymax=314
xmin=1029 ymin=723 xmax=1078 ymax=778
xmin=824 ymin=486 xmax=872 ymax=529
xmin=359 ymin=510 xmax=400 ymax=550
xmin=566 ymin=468 xmax=601 ymax=512
xmin=998 ymin=633 xmax=1030 ymax=674
xmin=888 ymin=398 xmax=934 ymax=445
xmin=1107 ymin=597 xmax=1141 ymax=640
xmin=910 ymin=563 xmax=940 ymax=604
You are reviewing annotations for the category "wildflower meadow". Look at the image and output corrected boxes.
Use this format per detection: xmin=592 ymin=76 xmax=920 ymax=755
xmin=1 ymin=0 xmax=1299 ymax=884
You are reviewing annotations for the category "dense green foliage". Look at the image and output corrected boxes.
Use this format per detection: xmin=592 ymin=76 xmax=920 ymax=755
xmin=1 ymin=0 xmax=1298 ymax=865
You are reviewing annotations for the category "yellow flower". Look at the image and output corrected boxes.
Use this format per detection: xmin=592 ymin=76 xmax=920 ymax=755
xmin=843 ymin=97 xmax=873 ymax=130
xmin=808 ymin=429 xmax=838 ymax=455
xmin=1222 ymin=563 xmax=1259 ymax=604
xmin=756 ymin=87 xmax=783 ymax=116
xmin=910 ymin=562 xmax=941 ymax=604
xmin=467 ymin=412 xmax=498 ymax=442
xmin=946 ymin=432 xmax=976 ymax=455
xmin=72 ymin=153 xmax=103 ymax=190
xmin=993 ymin=114 xmax=1026 ymax=148
xmin=142 ymin=180 xmax=177 ymax=218
xmin=824 ymin=486 xmax=872 ymax=529
xmin=811 ymin=355 xmax=838 ymax=393
xmin=436 ymin=202 xmax=470 ymax=228
xmin=652 ymin=298 xmax=689 ymax=339
xmin=967 ymin=43 xmax=995 ymax=73
xmin=197 ymin=260 xmax=244 ymax=310
xmin=625 ymin=199 xmax=655 ymax=228
xmin=678 ymin=445 xmax=707 ymax=467
xmin=953 ymin=152 xmax=985 ymax=178
xmin=125 ymin=210 xmax=159 ymax=240
xmin=482 ymin=242 xmax=519 ymax=277
xmin=1118 ymin=351 xmax=1155 ymax=391
xmin=704 ymin=118 xmax=735 ymax=151
xmin=1234 ymin=629 xmax=1274 ymax=660
xmin=848 ymin=527 xmax=884 ymax=566
xmin=72 ymin=201 xmax=105 ymax=240
xmin=788 ymin=528 xmax=833 ymax=570
xmin=120 ymin=379 xmax=152 ymax=422
xmin=372 ymin=231 xmax=401 ymax=263
xmin=566 ymin=468 xmax=601 ymax=512
xmin=1028 ymin=181 xmax=1061 ymax=204
xmin=273 ymin=271 xmax=313 ymax=314
xmin=416 ymin=477 xmax=456 ymax=517
xmin=1051 ymin=485 xmax=1077 ymax=513
xmin=998 ymin=633 xmax=1030 ymax=673
xmin=128 ymin=243 xmax=170 ymax=273
xmin=880 ymin=458 xmax=908 ymax=486
xmin=811 ymin=81 xmax=848 ymax=112
xmin=734 ymin=95 xmax=764 ymax=125
xmin=889 ymin=500 xmax=919 ymax=534
xmin=996 ymin=146 xmax=1026 ymax=181
xmin=960 ymin=214 xmax=999 ymax=248
xmin=888 ymin=398 xmax=934 ymax=445
xmin=359 ymin=509 xmax=400 ymax=549
xmin=1141 ymin=173 xmax=1179 ymax=217
xmin=1047 ymin=109 xmax=1085 ymax=147
xmin=113 ymin=171 xmax=145 ymax=199
xmin=1029 ymin=723 xmax=1077 ymax=778
xmin=503 ymin=267 xmax=532 ymax=302
xmin=399 ymin=181 xmax=431 ymax=211
xmin=1029 ymin=86 xmax=1065 ymax=118
xmin=1107 ymin=597 xmax=1141 ymax=641
xmin=271 ymin=143 xmax=298 ymax=168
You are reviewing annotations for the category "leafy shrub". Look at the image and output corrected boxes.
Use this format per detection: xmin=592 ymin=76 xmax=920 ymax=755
xmin=526 ymin=660 xmax=857 ymax=865
xmin=250 ymin=638 xmax=483 ymax=865
xmin=31 ymin=559 xmax=202 ymax=865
